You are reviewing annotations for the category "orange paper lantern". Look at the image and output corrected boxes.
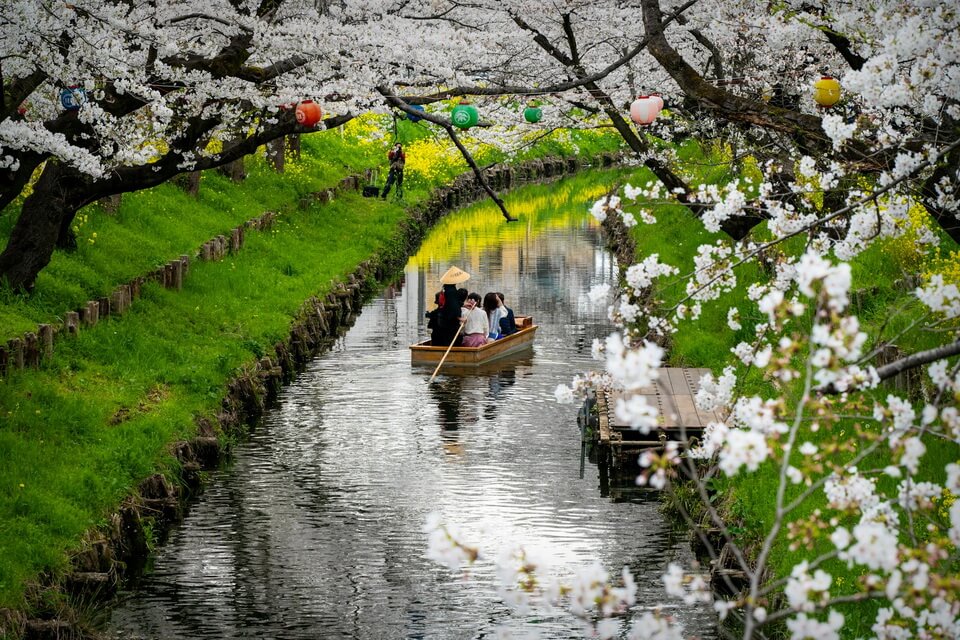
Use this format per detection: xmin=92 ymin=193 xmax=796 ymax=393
xmin=295 ymin=100 xmax=323 ymax=126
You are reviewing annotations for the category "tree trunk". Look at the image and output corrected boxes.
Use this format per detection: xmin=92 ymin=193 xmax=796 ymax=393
xmin=0 ymin=162 xmax=79 ymax=291
xmin=217 ymin=157 xmax=245 ymax=182
xmin=173 ymin=171 xmax=202 ymax=196
xmin=287 ymin=134 xmax=301 ymax=160
xmin=267 ymin=137 xmax=285 ymax=172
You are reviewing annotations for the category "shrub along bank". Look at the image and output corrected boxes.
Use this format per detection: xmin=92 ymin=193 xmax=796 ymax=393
xmin=0 ymin=115 xmax=623 ymax=632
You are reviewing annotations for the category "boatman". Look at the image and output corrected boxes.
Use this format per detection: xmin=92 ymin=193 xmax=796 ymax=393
xmin=433 ymin=266 xmax=470 ymax=346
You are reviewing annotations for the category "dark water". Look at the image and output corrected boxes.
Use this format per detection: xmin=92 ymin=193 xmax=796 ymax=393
xmin=106 ymin=176 xmax=716 ymax=639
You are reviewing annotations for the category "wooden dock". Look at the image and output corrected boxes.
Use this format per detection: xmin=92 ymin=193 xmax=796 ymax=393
xmin=589 ymin=367 xmax=725 ymax=472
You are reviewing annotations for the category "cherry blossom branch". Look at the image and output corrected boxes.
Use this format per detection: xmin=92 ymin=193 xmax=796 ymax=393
xmin=671 ymin=135 xmax=960 ymax=311
xmin=744 ymin=349 xmax=815 ymax=637
xmin=762 ymin=591 xmax=886 ymax=625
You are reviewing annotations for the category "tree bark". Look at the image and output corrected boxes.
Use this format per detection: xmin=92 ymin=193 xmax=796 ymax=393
xmin=267 ymin=137 xmax=285 ymax=172
xmin=0 ymin=161 xmax=79 ymax=290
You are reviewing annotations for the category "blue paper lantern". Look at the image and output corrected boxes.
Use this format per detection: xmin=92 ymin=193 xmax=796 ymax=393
xmin=60 ymin=86 xmax=87 ymax=111
xmin=407 ymin=104 xmax=426 ymax=122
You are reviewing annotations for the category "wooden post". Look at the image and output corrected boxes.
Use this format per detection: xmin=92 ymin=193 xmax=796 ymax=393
xmin=180 ymin=255 xmax=190 ymax=277
xmin=230 ymin=228 xmax=242 ymax=253
xmin=201 ymin=242 xmax=213 ymax=261
xmin=64 ymin=311 xmax=79 ymax=335
xmin=23 ymin=332 xmax=39 ymax=368
xmin=98 ymin=296 xmax=111 ymax=318
xmin=38 ymin=324 xmax=54 ymax=359
xmin=0 ymin=345 xmax=8 ymax=377
xmin=129 ymin=277 xmax=141 ymax=300
xmin=81 ymin=301 xmax=97 ymax=326
xmin=110 ymin=286 xmax=126 ymax=315
xmin=8 ymin=338 xmax=24 ymax=370
xmin=163 ymin=261 xmax=181 ymax=290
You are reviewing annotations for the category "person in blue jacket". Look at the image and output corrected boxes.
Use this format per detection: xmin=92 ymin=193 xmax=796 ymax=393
xmin=497 ymin=292 xmax=517 ymax=336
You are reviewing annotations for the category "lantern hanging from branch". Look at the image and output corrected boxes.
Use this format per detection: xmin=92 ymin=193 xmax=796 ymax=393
xmin=60 ymin=86 xmax=87 ymax=111
xmin=629 ymin=95 xmax=659 ymax=125
xmin=523 ymin=101 xmax=543 ymax=123
xmin=295 ymin=100 xmax=323 ymax=127
xmin=813 ymin=76 xmax=841 ymax=108
xmin=650 ymin=93 xmax=664 ymax=113
xmin=407 ymin=104 xmax=426 ymax=122
xmin=451 ymin=99 xmax=479 ymax=129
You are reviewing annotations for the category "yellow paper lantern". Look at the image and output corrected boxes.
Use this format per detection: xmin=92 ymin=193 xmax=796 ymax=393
xmin=813 ymin=76 xmax=841 ymax=108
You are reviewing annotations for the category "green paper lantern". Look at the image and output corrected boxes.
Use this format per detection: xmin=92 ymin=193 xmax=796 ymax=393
xmin=451 ymin=100 xmax=479 ymax=129
xmin=523 ymin=104 xmax=542 ymax=123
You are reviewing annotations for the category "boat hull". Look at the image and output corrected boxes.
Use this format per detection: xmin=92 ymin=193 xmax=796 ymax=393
xmin=410 ymin=320 xmax=537 ymax=367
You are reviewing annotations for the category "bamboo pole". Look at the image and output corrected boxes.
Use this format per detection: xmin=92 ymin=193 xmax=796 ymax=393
xmin=429 ymin=321 xmax=466 ymax=382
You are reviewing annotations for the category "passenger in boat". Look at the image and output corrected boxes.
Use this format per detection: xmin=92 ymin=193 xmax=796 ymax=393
xmin=460 ymin=292 xmax=489 ymax=347
xmin=425 ymin=291 xmax=442 ymax=343
xmin=483 ymin=292 xmax=507 ymax=340
xmin=496 ymin=292 xmax=517 ymax=336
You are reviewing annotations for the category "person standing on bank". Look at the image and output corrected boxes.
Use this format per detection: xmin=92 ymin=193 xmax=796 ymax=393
xmin=381 ymin=142 xmax=405 ymax=200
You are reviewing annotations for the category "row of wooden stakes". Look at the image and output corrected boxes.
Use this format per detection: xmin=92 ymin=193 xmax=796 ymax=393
xmin=0 ymin=176 xmax=363 ymax=378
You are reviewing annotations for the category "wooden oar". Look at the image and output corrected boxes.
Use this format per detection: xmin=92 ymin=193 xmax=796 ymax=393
xmin=430 ymin=321 xmax=465 ymax=382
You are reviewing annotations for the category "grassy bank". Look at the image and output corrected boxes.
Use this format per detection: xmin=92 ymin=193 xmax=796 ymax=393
xmin=0 ymin=116 xmax=623 ymax=617
xmin=620 ymin=141 xmax=960 ymax=635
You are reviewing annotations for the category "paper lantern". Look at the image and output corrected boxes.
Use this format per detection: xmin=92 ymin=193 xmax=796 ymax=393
xmin=60 ymin=86 xmax=87 ymax=111
xmin=813 ymin=76 xmax=841 ymax=108
xmin=629 ymin=95 xmax=659 ymax=125
xmin=295 ymin=100 xmax=323 ymax=126
xmin=451 ymin=100 xmax=479 ymax=129
xmin=649 ymin=93 xmax=664 ymax=113
xmin=523 ymin=102 xmax=543 ymax=123
xmin=407 ymin=104 xmax=426 ymax=122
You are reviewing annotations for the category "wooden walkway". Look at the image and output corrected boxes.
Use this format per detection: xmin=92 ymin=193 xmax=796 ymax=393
xmin=591 ymin=367 xmax=724 ymax=470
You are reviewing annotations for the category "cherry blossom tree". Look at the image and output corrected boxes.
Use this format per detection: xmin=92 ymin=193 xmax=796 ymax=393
xmin=3 ymin=4 xmax=960 ymax=633
xmin=414 ymin=1 xmax=960 ymax=638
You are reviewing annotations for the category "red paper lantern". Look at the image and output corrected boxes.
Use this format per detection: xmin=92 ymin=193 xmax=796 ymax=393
xmin=629 ymin=95 xmax=659 ymax=126
xmin=295 ymin=100 xmax=323 ymax=127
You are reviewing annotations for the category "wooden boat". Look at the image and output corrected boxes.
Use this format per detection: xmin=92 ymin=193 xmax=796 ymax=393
xmin=410 ymin=316 xmax=538 ymax=366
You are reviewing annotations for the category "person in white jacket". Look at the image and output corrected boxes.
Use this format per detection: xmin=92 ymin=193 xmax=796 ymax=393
xmin=483 ymin=292 xmax=507 ymax=340
xmin=460 ymin=292 xmax=489 ymax=347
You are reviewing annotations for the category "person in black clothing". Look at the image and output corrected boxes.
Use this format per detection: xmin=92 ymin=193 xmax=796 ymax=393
xmin=381 ymin=142 xmax=405 ymax=199
xmin=430 ymin=266 xmax=470 ymax=345
xmin=426 ymin=291 xmax=442 ymax=343
xmin=431 ymin=284 xmax=463 ymax=346
xmin=497 ymin=292 xmax=518 ymax=336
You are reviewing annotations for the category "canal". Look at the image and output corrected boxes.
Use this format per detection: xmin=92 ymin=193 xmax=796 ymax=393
xmin=106 ymin=173 xmax=716 ymax=639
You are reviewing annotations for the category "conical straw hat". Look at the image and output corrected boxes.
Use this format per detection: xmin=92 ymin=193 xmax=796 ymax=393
xmin=439 ymin=266 xmax=471 ymax=285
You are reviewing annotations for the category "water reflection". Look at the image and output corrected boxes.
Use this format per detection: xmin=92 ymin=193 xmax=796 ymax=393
xmin=106 ymin=172 xmax=716 ymax=639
